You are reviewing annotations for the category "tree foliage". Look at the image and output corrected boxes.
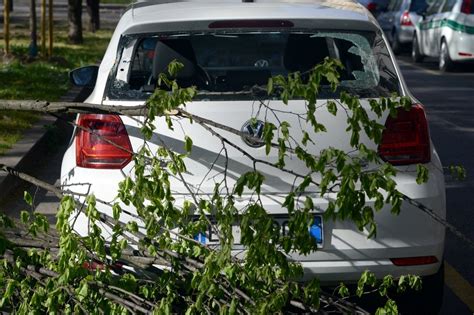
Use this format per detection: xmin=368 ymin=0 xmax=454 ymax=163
xmin=0 ymin=58 xmax=439 ymax=313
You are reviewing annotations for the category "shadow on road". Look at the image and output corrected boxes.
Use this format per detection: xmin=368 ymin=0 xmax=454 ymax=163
xmin=398 ymin=55 xmax=474 ymax=73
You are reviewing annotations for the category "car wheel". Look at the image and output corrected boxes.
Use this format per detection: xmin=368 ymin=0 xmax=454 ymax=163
xmin=396 ymin=263 xmax=445 ymax=315
xmin=439 ymin=39 xmax=455 ymax=72
xmin=411 ymin=35 xmax=424 ymax=63
xmin=391 ymin=31 xmax=401 ymax=55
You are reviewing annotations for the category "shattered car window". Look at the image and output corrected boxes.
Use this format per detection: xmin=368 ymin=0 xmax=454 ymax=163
xmin=106 ymin=30 xmax=401 ymax=100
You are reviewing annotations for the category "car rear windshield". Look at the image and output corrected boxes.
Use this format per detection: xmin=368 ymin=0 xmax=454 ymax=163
xmin=107 ymin=30 xmax=401 ymax=101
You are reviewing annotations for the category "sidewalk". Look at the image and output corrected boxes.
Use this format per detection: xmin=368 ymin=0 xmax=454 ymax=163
xmin=0 ymin=86 xmax=81 ymax=219
xmin=0 ymin=0 xmax=123 ymax=213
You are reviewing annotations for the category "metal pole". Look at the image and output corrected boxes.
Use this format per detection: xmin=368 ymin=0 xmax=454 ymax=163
xmin=41 ymin=0 xmax=46 ymax=56
xmin=4 ymin=0 xmax=10 ymax=55
xmin=48 ymin=0 xmax=53 ymax=57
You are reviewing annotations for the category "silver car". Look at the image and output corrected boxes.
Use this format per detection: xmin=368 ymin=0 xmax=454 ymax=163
xmin=377 ymin=0 xmax=428 ymax=54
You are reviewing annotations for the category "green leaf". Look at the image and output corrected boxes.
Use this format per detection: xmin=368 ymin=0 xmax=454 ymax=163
xmin=229 ymin=298 xmax=237 ymax=315
xmin=327 ymin=101 xmax=338 ymax=115
xmin=280 ymin=121 xmax=290 ymax=140
xmin=112 ymin=203 xmax=121 ymax=220
xmin=267 ymin=77 xmax=274 ymax=95
xmin=375 ymin=299 xmax=398 ymax=315
xmin=126 ymin=221 xmax=139 ymax=233
xmin=333 ymin=284 xmax=347 ymax=299
xmin=184 ymin=136 xmax=193 ymax=154
xmin=20 ymin=211 xmax=29 ymax=224
xmin=77 ymin=282 xmax=89 ymax=302
xmin=24 ymin=191 xmax=33 ymax=206
xmin=168 ymin=60 xmax=184 ymax=77
xmin=192 ymin=245 xmax=202 ymax=257
xmin=447 ymin=164 xmax=467 ymax=181
xmin=416 ymin=164 xmax=429 ymax=184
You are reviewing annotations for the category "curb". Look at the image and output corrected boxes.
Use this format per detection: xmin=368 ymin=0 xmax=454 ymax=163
xmin=0 ymin=87 xmax=82 ymax=205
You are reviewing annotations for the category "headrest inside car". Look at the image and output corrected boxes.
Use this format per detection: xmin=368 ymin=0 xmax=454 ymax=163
xmin=152 ymin=40 xmax=196 ymax=80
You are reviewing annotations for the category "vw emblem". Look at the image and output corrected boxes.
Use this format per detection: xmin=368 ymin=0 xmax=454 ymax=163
xmin=254 ymin=59 xmax=269 ymax=67
xmin=241 ymin=119 xmax=265 ymax=147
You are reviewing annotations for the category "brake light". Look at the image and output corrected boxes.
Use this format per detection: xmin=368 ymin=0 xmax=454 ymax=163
xmin=461 ymin=0 xmax=472 ymax=14
xmin=367 ymin=2 xmax=377 ymax=13
xmin=390 ymin=256 xmax=438 ymax=266
xmin=76 ymin=114 xmax=133 ymax=169
xmin=378 ymin=104 xmax=430 ymax=165
xmin=400 ymin=10 xmax=413 ymax=26
xmin=208 ymin=20 xmax=294 ymax=28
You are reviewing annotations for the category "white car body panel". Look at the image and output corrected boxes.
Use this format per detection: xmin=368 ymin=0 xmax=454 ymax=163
xmin=61 ymin=0 xmax=446 ymax=284
xmin=415 ymin=0 xmax=474 ymax=62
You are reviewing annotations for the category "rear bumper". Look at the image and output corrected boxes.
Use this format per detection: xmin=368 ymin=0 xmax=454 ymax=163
xmin=398 ymin=25 xmax=415 ymax=44
xmin=301 ymin=259 xmax=442 ymax=284
xmin=61 ymin=143 xmax=446 ymax=283
xmin=448 ymin=32 xmax=474 ymax=62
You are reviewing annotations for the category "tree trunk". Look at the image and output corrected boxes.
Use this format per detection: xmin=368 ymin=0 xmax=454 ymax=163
xmin=86 ymin=0 xmax=100 ymax=32
xmin=68 ymin=0 xmax=83 ymax=44
xmin=29 ymin=0 xmax=38 ymax=57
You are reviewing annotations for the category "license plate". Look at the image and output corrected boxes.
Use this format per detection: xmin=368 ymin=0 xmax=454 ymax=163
xmin=194 ymin=215 xmax=323 ymax=248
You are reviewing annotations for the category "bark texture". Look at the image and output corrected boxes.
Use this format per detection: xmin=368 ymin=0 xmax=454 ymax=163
xmin=86 ymin=0 xmax=100 ymax=32
xmin=29 ymin=0 xmax=38 ymax=57
xmin=68 ymin=0 xmax=83 ymax=44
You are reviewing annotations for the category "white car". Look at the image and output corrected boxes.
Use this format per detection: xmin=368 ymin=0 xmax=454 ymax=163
xmin=412 ymin=0 xmax=474 ymax=71
xmin=62 ymin=0 xmax=446 ymax=311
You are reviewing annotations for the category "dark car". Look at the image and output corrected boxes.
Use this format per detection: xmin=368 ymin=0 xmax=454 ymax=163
xmin=358 ymin=0 xmax=391 ymax=15
xmin=377 ymin=0 xmax=428 ymax=54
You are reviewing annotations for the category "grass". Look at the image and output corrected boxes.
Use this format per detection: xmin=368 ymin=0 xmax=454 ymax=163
xmin=0 ymin=28 xmax=112 ymax=155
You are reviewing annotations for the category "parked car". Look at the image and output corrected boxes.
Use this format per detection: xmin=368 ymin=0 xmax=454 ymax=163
xmin=412 ymin=0 xmax=474 ymax=71
xmin=63 ymin=0 xmax=446 ymax=312
xmin=358 ymin=0 xmax=391 ymax=15
xmin=377 ymin=0 xmax=428 ymax=54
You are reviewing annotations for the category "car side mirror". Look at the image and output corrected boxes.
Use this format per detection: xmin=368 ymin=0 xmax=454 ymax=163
xmin=69 ymin=65 xmax=99 ymax=87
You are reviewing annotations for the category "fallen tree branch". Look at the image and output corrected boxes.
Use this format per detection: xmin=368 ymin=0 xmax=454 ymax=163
xmin=0 ymin=99 xmax=147 ymax=115
xmin=0 ymin=166 xmax=373 ymax=314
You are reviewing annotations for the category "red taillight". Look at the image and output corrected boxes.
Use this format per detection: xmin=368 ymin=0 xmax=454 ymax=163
xmin=76 ymin=114 xmax=133 ymax=169
xmin=367 ymin=2 xmax=377 ymax=13
xmin=83 ymin=261 xmax=124 ymax=271
xmin=378 ymin=104 xmax=430 ymax=165
xmin=461 ymin=0 xmax=472 ymax=14
xmin=390 ymin=256 xmax=438 ymax=266
xmin=400 ymin=10 xmax=413 ymax=26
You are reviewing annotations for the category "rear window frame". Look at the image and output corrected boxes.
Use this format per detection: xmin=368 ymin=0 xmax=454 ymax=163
xmin=105 ymin=28 xmax=402 ymax=101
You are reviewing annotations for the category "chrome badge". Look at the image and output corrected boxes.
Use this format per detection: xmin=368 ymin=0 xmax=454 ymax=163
xmin=241 ymin=119 xmax=265 ymax=147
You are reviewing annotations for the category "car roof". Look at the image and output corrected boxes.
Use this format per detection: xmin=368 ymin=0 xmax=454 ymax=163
xmin=118 ymin=0 xmax=377 ymax=35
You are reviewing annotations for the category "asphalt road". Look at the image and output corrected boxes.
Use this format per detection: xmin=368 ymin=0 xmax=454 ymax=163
xmin=397 ymin=55 xmax=474 ymax=314
xmin=0 ymin=53 xmax=473 ymax=313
